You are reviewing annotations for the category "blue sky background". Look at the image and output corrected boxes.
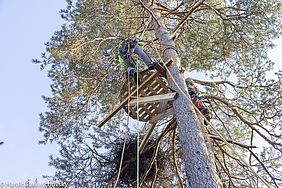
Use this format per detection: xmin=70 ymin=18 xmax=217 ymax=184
xmin=0 ymin=0 xmax=281 ymax=184
xmin=0 ymin=0 xmax=65 ymax=183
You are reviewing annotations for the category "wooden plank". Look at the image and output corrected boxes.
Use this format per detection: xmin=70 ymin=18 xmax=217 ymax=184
xmin=149 ymin=107 xmax=175 ymax=123
xmin=155 ymin=76 xmax=169 ymax=92
xmin=129 ymin=92 xmax=177 ymax=106
xmin=97 ymin=59 xmax=173 ymax=128
xmin=140 ymin=116 xmax=176 ymax=153
xmin=156 ymin=87 xmax=164 ymax=94
xmin=139 ymin=122 xmax=157 ymax=153
xmin=138 ymin=89 xmax=158 ymax=118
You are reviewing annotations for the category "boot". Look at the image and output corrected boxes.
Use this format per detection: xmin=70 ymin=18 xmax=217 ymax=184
xmin=154 ymin=62 xmax=167 ymax=78
xmin=148 ymin=62 xmax=156 ymax=70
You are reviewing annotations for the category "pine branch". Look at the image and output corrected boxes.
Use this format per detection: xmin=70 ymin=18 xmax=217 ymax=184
xmin=171 ymin=0 xmax=206 ymax=39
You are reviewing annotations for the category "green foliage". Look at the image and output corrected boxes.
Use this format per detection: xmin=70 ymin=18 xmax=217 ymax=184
xmin=35 ymin=0 xmax=282 ymax=187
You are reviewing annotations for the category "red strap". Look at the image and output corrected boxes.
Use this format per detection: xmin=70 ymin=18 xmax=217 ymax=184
xmin=195 ymin=98 xmax=205 ymax=109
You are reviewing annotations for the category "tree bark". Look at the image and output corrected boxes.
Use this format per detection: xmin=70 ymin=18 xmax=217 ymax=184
xmin=147 ymin=4 xmax=221 ymax=188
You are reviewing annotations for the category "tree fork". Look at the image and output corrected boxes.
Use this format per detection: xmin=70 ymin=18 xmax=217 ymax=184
xmin=145 ymin=2 xmax=222 ymax=187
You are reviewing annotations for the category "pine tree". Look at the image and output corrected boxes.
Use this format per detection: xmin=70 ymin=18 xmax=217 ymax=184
xmin=34 ymin=0 xmax=282 ymax=187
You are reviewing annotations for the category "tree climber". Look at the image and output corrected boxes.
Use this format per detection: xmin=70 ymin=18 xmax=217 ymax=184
xmin=186 ymin=79 xmax=211 ymax=125
xmin=118 ymin=38 xmax=165 ymax=84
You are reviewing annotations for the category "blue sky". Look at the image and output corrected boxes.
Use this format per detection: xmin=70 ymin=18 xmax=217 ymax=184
xmin=0 ymin=0 xmax=66 ymax=183
xmin=0 ymin=0 xmax=281 ymax=184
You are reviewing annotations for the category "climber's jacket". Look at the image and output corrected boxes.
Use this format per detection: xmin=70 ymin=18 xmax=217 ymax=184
xmin=118 ymin=38 xmax=154 ymax=76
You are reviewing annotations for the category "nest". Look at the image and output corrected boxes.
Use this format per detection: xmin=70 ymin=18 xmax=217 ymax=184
xmin=109 ymin=134 xmax=166 ymax=187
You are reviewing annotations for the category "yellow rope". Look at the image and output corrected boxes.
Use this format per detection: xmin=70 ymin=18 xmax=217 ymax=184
xmin=135 ymin=14 xmax=152 ymax=188
xmin=136 ymin=62 xmax=140 ymax=188
xmin=113 ymin=77 xmax=131 ymax=188
xmin=112 ymin=14 xmax=151 ymax=187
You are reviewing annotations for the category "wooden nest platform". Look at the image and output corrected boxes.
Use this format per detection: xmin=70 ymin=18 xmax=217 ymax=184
xmin=98 ymin=59 xmax=175 ymax=128
xmin=120 ymin=70 xmax=176 ymax=122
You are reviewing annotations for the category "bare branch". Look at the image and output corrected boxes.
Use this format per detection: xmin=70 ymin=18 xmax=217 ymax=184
xmin=172 ymin=0 xmax=206 ymax=39
xmin=138 ymin=0 xmax=161 ymax=27
xmin=210 ymin=134 xmax=257 ymax=149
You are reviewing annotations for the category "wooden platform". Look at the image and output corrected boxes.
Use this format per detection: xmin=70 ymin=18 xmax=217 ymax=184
xmin=120 ymin=70 xmax=173 ymax=122
xmin=97 ymin=59 xmax=173 ymax=128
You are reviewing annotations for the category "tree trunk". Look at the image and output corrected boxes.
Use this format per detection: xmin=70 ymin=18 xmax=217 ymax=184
xmin=147 ymin=4 xmax=221 ymax=188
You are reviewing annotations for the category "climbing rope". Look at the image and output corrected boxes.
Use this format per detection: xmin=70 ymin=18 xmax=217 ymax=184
xmin=136 ymin=59 xmax=140 ymax=188
xmin=135 ymin=14 xmax=152 ymax=188
xmin=113 ymin=77 xmax=131 ymax=188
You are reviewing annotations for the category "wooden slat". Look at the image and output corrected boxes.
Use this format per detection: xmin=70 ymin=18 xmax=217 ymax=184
xmin=133 ymin=88 xmax=156 ymax=119
xmin=144 ymin=114 xmax=150 ymax=120
xmin=140 ymin=104 xmax=155 ymax=117
xmin=156 ymin=87 xmax=164 ymax=94
xmin=136 ymin=108 xmax=148 ymax=120
xmin=125 ymin=96 xmax=155 ymax=121
xmin=146 ymin=81 xmax=159 ymax=94
xmin=139 ymin=90 xmax=158 ymax=116
xmin=155 ymin=76 xmax=169 ymax=92
xmin=129 ymin=93 xmax=177 ymax=105
xmin=132 ymin=72 xmax=169 ymax=120
xmin=149 ymin=107 xmax=175 ymax=123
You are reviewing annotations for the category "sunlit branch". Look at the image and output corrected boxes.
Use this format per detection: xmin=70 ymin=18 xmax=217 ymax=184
xmin=209 ymin=134 xmax=257 ymax=149
xmin=248 ymin=148 xmax=279 ymax=187
xmin=205 ymin=94 xmax=282 ymax=153
xmin=172 ymin=0 xmax=206 ymax=39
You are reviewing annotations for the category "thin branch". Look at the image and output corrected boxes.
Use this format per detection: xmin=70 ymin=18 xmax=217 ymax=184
xmin=140 ymin=118 xmax=177 ymax=186
xmin=172 ymin=0 xmax=206 ymax=39
xmin=113 ymin=135 xmax=127 ymax=188
xmin=202 ymin=2 xmax=228 ymax=20
xmin=150 ymin=161 xmax=158 ymax=187
xmin=206 ymin=94 xmax=282 ymax=152
xmin=138 ymin=0 xmax=161 ymax=27
xmin=172 ymin=128 xmax=184 ymax=188
xmin=209 ymin=134 xmax=257 ymax=149
xmin=248 ymin=148 xmax=279 ymax=188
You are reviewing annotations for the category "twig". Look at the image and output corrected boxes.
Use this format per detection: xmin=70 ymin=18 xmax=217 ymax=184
xmin=113 ymin=135 xmax=127 ymax=188
xmin=140 ymin=118 xmax=177 ymax=186
xmin=172 ymin=0 xmax=206 ymax=39
xmin=209 ymin=134 xmax=257 ymax=149
xmin=138 ymin=0 xmax=161 ymax=27
xmin=150 ymin=162 xmax=158 ymax=187
xmin=248 ymin=148 xmax=279 ymax=188
xmin=172 ymin=128 xmax=185 ymax=188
